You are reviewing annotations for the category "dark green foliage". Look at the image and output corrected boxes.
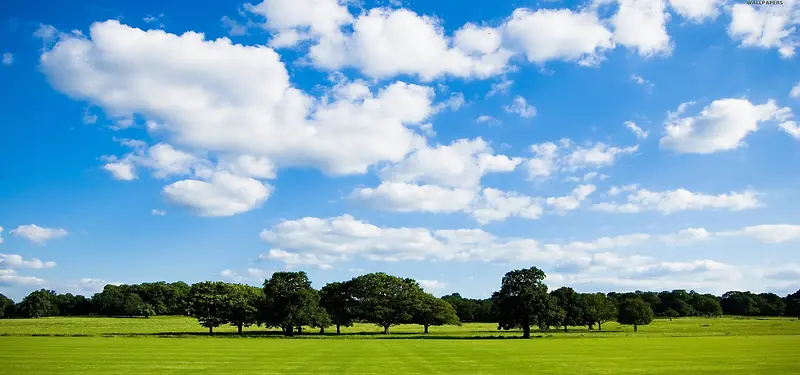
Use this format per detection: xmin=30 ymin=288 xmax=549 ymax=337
xmin=227 ymin=284 xmax=262 ymax=334
xmin=664 ymin=308 xmax=679 ymax=321
xmin=756 ymin=293 xmax=786 ymax=316
xmin=18 ymin=289 xmax=59 ymax=318
xmin=492 ymin=267 xmax=550 ymax=338
xmin=582 ymin=293 xmax=617 ymax=330
xmin=349 ymin=272 xmax=424 ymax=334
xmin=617 ymin=297 xmax=654 ymax=332
xmin=785 ymin=290 xmax=800 ymax=318
xmin=262 ymin=271 xmax=320 ymax=336
xmin=0 ymin=293 xmax=14 ymax=318
xmin=319 ymin=281 xmax=356 ymax=334
xmin=413 ymin=293 xmax=461 ymax=333
xmin=550 ymin=287 xmax=584 ymax=332
xmin=721 ymin=291 xmax=761 ymax=316
xmin=189 ymin=281 xmax=232 ymax=333
xmin=440 ymin=293 xmax=495 ymax=322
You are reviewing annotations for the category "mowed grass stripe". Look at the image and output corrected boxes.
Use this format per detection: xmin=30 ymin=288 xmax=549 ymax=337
xmin=1 ymin=335 xmax=799 ymax=374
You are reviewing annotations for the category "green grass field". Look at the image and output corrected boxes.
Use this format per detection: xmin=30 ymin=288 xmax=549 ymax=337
xmin=1 ymin=316 xmax=799 ymax=374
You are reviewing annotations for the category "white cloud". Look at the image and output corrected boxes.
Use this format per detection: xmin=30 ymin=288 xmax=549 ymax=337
xmin=221 ymin=268 xmax=272 ymax=283
xmin=83 ymin=108 xmax=98 ymax=124
xmin=727 ymin=224 xmax=800 ymax=243
xmin=504 ymin=8 xmax=614 ymax=66
xmin=245 ymin=0 xmax=353 ymax=48
xmin=608 ymin=184 xmax=639 ymax=196
xmin=0 ymin=226 xmax=4 ymax=244
xmin=630 ymin=74 xmax=654 ymax=87
xmin=434 ymin=92 xmax=466 ymax=112
xmin=103 ymin=160 xmax=137 ymax=181
xmin=418 ymin=279 xmax=447 ymax=291
xmin=625 ymin=259 xmax=735 ymax=279
xmin=546 ymin=184 xmax=597 ymax=212
xmin=471 ymin=188 xmax=544 ymax=224
xmin=611 ymin=0 xmax=673 ymax=57
xmin=565 ymin=142 xmax=638 ymax=170
xmin=300 ymin=8 xmax=512 ymax=80
xmin=40 ymin=21 xmax=436 ymax=179
xmin=624 ymin=121 xmax=648 ymax=139
xmin=660 ymin=98 xmax=792 ymax=154
xmin=351 ymin=182 xmax=475 ymax=213
xmin=1 ymin=52 xmax=12 ymax=65
xmin=0 ymin=269 xmax=47 ymax=287
xmin=151 ymin=209 xmax=167 ymax=216
xmin=527 ymin=142 xmax=560 ymax=178
xmin=659 ymin=228 xmax=712 ymax=245
xmin=60 ymin=278 xmax=121 ymax=295
xmin=163 ymin=171 xmax=273 ymax=217
xmin=380 ymin=138 xmax=521 ymax=189
xmin=591 ymin=187 xmax=761 ymax=214
xmin=503 ymin=96 xmax=536 ymax=118
xmin=792 ymin=81 xmax=800 ymax=98
xmin=216 ymin=155 xmax=277 ymax=179
xmin=10 ymin=225 xmax=68 ymax=245
xmin=475 ymin=115 xmax=500 ymax=126
xmin=221 ymin=16 xmax=248 ymax=37
xmin=779 ymin=121 xmax=800 ymax=139
xmin=259 ymin=249 xmax=335 ymax=270
xmin=486 ymin=77 xmax=513 ymax=97
xmin=668 ymin=0 xmax=723 ymax=23
xmin=0 ymin=254 xmax=57 ymax=269
xmin=728 ymin=1 xmax=799 ymax=58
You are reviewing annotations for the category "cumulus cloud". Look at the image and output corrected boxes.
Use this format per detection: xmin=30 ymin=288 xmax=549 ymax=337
xmin=351 ymin=182 xmax=475 ymax=214
xmin=2 ymin=52 xmax=12 ymax=65
xmin=163 ymin=171 xmax=273 ymax=217
xmin=668 ymin=0 xmax=723 ymax=23
xmin=379 ymin=138 xmax=521 ymax=189
xmin=470 ymin=188 xmax=544 ymax=224
xmin=610 ymin=0 xmax=673 ymax=57
xmin=792 ymin=81 xmax=800 ymax=98
xmin=0 ymin=226 xmax=4 ymax=244
xmin=0 ymin=269 xmax=47 ymax=287
xmin=545 ymin=184 xmax=597 ymax=212
xmin=10 ymin=225 xmax=68 ymax=245
xmin=504 ymin=8 xmax=614 ymax=66
xmin=779 ymin=121 xmax=800 ymax=140
xmin=591 ymin=187 xmax=761 ymax=214
xmin=660 ymin=98 xmax=792 ymax=154
xmin=151 ymin=209 xmax=167 ymax=216
xmin=0 ymin=253 xmax=57 ymax=269
xmin=526 ymin=139 xmax=637 ymax=179
xmin=625 ymin=121 xmax=648 ymax=139
xmin=256 ymin=214 xmax=795 ymax=274
xmin=418 ymin=279 xmax=447 ymax=291
xmin=503 ymin=96 xmax=536 ymax=118
xmin=728 ymin=0 xmax=800 ymax=58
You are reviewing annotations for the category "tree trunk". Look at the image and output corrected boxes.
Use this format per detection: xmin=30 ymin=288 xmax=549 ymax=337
xmin=669 ymin=317 xmax=672 ymax=321
xmin=284 ymin=325 xmax=294 ymax=337
xmin=208 ymin=326 xmax=213 ymax=334
xmin=634 ymin=324 xmax=638 ymax=332
xmin=319 ymin=327 xmax=325 ymax=334
xmin=296 ymin=325 xmax=303 ymax=334
xmin=598 ymin=322 xmax=602 ymax=331
xmin=383 ymin=324 xmax=390 ymax=334
xmin=522 ymin=325 xmax=531 ymax=339
xmin=424 ymin=324 xmax=429 ymax=334
xmin=237 ymin=324 xmax=243 ymax=334
xmin=564 ymin=325 xmax=568 ymax=332
xmin=336 ymin=324 xmax=341 ymax=334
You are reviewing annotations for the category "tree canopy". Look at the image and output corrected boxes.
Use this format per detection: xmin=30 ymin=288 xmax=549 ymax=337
xmin=492 ymin=267 xmax=550 ymax=338
xmin=617 ymin=297 xmax=654 ymax=332
xmin=349 ymin=272 xmax=424 ymax=334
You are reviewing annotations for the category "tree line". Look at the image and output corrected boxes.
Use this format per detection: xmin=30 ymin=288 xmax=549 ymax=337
xmin=1 ymin=268 xmax=798 ymax=338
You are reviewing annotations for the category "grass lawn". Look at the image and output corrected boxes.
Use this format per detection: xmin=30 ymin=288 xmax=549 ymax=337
xmin=1 ymin=316 xmax=798 ymax=374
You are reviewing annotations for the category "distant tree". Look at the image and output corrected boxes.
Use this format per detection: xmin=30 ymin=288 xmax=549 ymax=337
xmin=550 ymin=287 xmax=584 ymax=332
xmin=492 ymin=267 xmax=550 ymax=338
xmin=658 ymin=290 xmax=695 ymax=317
xmin=18 ymin=289 xmax=58 ymax=318
xmin=756 ymin=293 xmax=786 ymax=316
xmin=617 ymin=297 xmax=654 ymax=332
xmin=582 ymin=293 xmax=617 ymax=330
xmin=721 ymin=291 xmax=760 ymax=316
xmin=189 ymin=281 xmax=231 ymax=333
xmin=227 ymin=284 xmax=262 ymax=334
xmin=694 ymin=295 xmax=723 ymax=317
xmin=441 ymin=293 xmax=495 ymax=323
xmin=539 ymin=296 xmax=566 ymax=332
xmin=414 ymin=293 xmax=461 ymax=333
xmin=308 ymin=304 xmax=332 ymax=334
xmin=319 ymin=281 xmax=356 ymax=334
xmin=785 ymin=290 xmax=800 ymax=318
xmin=0 ymin=293 xmax=14 ymax=318
xmin=350 ymin=273 xmax=424 ymax=334
xmin=262 ymin=271 xmax=320 ymax=337
xmin=664 ymin=308 xmax=679 ymax=321
xmin=122 ymin=293 xmax=154 ymax=318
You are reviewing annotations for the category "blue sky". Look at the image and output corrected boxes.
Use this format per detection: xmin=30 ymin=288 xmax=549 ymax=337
xmin=1 ymin=0 xmax=799 ymax=301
